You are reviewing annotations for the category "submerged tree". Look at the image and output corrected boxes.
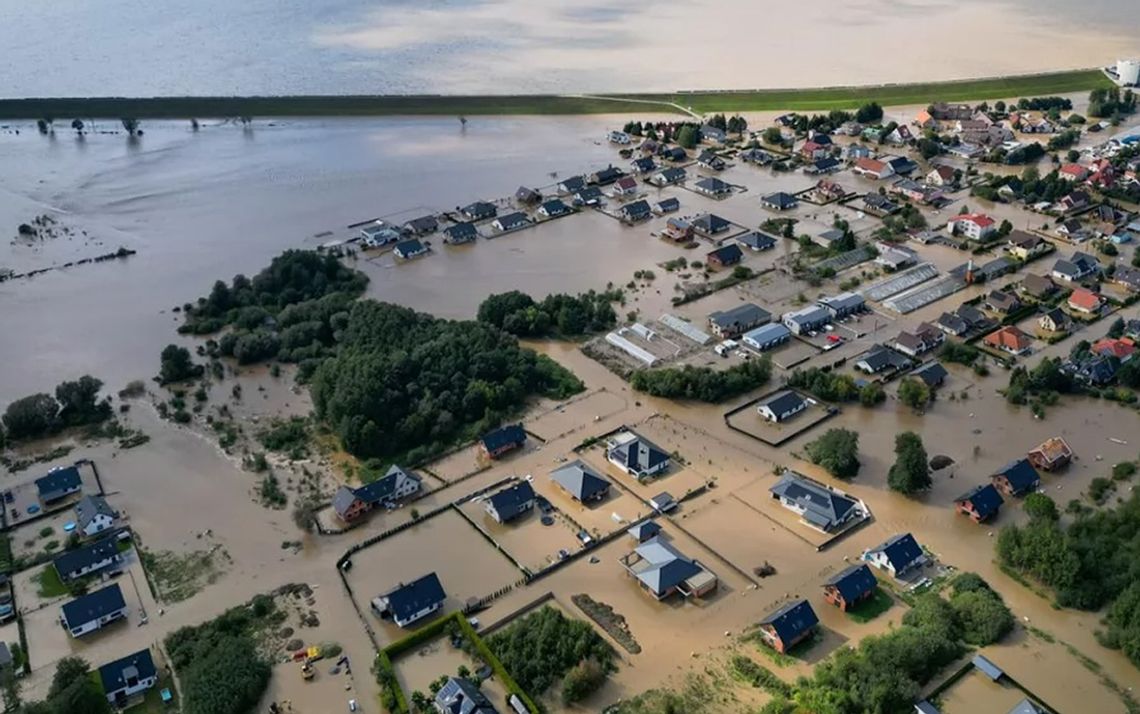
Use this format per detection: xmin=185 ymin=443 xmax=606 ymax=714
xmin=888 ymin=432 xmax=931 ymax=495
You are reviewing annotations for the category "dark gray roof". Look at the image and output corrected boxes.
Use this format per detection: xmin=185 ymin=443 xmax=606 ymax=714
xmin=487 ymin=481 xmax=536 ymax=522
xmin=435 ymin=677 xmax=499 ymax=714
xmin=404 ymin=215 xmax=438 ymax=233
xmin=769 ymin=474 xmax=858 ymax=531
xmin=622 ymin=199 xmax=652 ymax=218
xmin=462 ymin=201 xmax=497 ymax=219
xmin=736 ymin=231 xmax=777 ymax=250
xmin=550 ymin=461 xmax=610 ymax=501
xmin=99 ymin=648 xmax=157 ymax=696
xmin=74 ymin=495 xmax=114 ymax=530
xmin=61 ymin=584 xmax=126 ymax=627
xmin=709 ymin=303 xmax=770 ymax=331
xmin=692 ymin=213 xmax=731 ymax=233
xmin=443 ymin=222 xmax=478 ymax=241
xmin=480 ymin=424 xmax=526 ymax=453
xmin=559 ymin=176 xmax=586 ymax=191
xmin=53 ymin=537 xmax=120 ymax=579
xmin=35 ymin=466 xmax=81 ymax=501
xmin=356 ymin=465 xmax=421 ymax=504
xmin=627 ymin=520 xmax=662 ymax=541
xmin=973 ymin=654 xmax=1004 ymax=681
xmin=609 ymin=433 xmax=669 ymax=474
xmin=759 ymin=390 xmax=805 ymax=416
xmin=631 ymin=537 xmax=702 ymax=595
xmin=381 ymin=573 xmax=446 ymax=624
xmin=495 ymin=211 xmax=530 ymax=230
xmin=540 ymin=199 xmax=570 ymax=216
xmin=762 ymin=192 xmax=798 ymax=209
xmin=395 ymin=238 xmax=426 ymax=256
xmin=759 ymin=599 xmax=818 ymax=644
xmin=708 ymin=243 xmax=743 ymax=264
xmin=1007 ymin=699 xmax=1045 ymax=714
xmin=695 ymin=177 xmax=732 ymax=194
xmin=911 ymin=362 xmax=948 ymax=387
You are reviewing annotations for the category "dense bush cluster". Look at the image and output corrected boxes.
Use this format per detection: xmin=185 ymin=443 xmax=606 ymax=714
xmin=804 ymin=428 xmax=860 ymax=479
xmin=485 ymin=607 xmax=614 ymax=702
xmin=476 ymin=289 xmax=620 ymax=338
xmin=164 ymin=597 xmax=276 ymax=714
xmin=1 ymin=375 xmax=111 ymax=443
xmin=629 ymin=358 xmax=771 ymax=402
xmin=786 ymin=367 xmax=880 ymax=405
xmin=311 ymin=301 xmax=582 ymax=462
xmin=13 ymin=655 xmax=110 ymax=713
xmin=998 ymin=490 xmax=1140 ymax=668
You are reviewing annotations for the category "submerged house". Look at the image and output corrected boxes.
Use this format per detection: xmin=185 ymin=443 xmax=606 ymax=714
xmin=443 ymin=222 xmax=479 ymax=244
xmin=74 ymin=495 xmax=115 ymax=537
xmin=371 ymin=572 xmax=446 ymax=628
xmin=991 ymin=458 xmax=1041 ymax=497
xmin=434 ymin=677 xmax=499 ymax=714
xmin=550 ymin=461 xmax=611 ymax=503
xmin=822 ymin=564 xmax=877 ymax=611
xmin=479 ymin=424 xmax=526 ymax=459
xmin=393 ymin=238 xmax=429 ymax=260
xmin=53 ymin=537 xmax=123 ymax=582
xmin=484 ymin=481 xmax=536 ymax=524
xmin=1027 ymin=437 xmax=1073 ymax=472
xmin=862 ymin=533 xmax=925 ymax=578
xmin=606 ymin=431 xmax=670 ymax=481
xmin=332 ymin=465 xmax=422 ymax=523
xmin=756 ymin=390 xmax=807 ymax=423
xmin=620 ymin=536 xmax=717 ymax=600
xmin=756 ymin=600 xmax=818 ymax=653
xmin=954 ymin=483 xmax=1004 ymax=523
xmin=99 ymin=649 xmax=158 ymax=708
xmin=61 ymin=584 xmax=128 ymax=638
xmin=36 ymin=466 xmax=82 ymax=504
xmin=769 ymin=473 xmax=861 ymax=533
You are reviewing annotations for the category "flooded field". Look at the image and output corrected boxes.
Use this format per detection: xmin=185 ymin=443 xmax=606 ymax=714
xmin=457 ymin=496 xmax=584 ymax=572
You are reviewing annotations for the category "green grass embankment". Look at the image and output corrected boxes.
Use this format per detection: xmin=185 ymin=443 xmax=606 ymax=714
xmin=0 ymin=68 xmax=1112 ymax=119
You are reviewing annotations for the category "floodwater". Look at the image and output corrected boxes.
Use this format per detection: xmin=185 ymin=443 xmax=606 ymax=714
xmin=1 ymin=0 xmax=1139 ymax=96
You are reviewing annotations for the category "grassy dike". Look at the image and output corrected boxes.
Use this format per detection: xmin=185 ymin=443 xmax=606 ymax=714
xmin=0 ymin=69 xmax=1112 ymax=120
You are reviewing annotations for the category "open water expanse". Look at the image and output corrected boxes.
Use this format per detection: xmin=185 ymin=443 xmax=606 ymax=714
xmin=1 ymin=0 xmax=1139 ymax=97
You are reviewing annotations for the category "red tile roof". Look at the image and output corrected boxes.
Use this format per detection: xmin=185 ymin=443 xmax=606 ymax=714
xmin=953 ymin=213 xmax=995 ymax=228
xmin=1060 ymin=163 xmax=1088 ymax=177
xmin=1093 ymin=337 xmax=1135 ymax=360
xmin=855 ymin=158 xmax=886 ymax=174
xmin=1068 ymin=288 xmax=1102 ymax=311
xmin=985 ymin=326 xmax=1032 ymax=352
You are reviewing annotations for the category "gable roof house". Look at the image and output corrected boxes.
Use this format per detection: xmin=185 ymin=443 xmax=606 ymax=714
xmin=332 ymin=465 xmax=423 ymax=523
xmin=955 ymin=483 xmax=1004 ymax=523
xmin=621 ymin=199 xmax=653 ymax=223
xmin=649 ymin=167 xmax=687 ymax=187
xmin=1038 ymin=307 xmax=1071 ymax=334
xmin=74 ymin=495 xmax=116 ymax=537
xmin=1007 ymin=231 xmax=1050 ymax=260
xmin=461 ymin=201 xmax=497 ymax=221
xmin=805 ymin=157 xmax=842 ymax=175
xmin=371 ymin=572 xmax=446 ymax=628
xmin=984 ymin=326 xmax=1032 ymax=355
xmin=515 ymin=186 xmax=541 ymax=205
xmin=948 ymin=213 xmax=996 ymax=241
xmin=823 ymin=564 xmax=878 ymax=611
xmin=706 ymin=243 xmax=744 ymax=269
xmin=662 ymin=217 xmax=693 ymax=242
xmin=846 ymin=144 xmax=873 ymax=160
xmin=361 ymin=222 xmax=402 ymax=247
xmin=99 ymin=649 xmax=158 ymax=708
xmin=607 ymin=431 xmax=670 ymax=481
xmin=1027 ymin=437 xmax=1074 ymax=472
xmin=853 ymin=158 xmax=894 ymax=180
xmin=403 ymin=215 xmax=439 ymax=236
xmin=550 ymin=461 xmax=611 ymax=503
xmin=697 ymin=150 xmax=726 ymax=170
xmin=992 ymin=458 xmax=1041 ymax=497
xmin=60 ymin=583 xmax=128 ymax=638
xmin=756 ymin=600 xmax=819 ymax=653
xmin=620 ymin=536 xmax=717 ymax=600
xmin=781 ymin=305 xmax=830 ymax=335
xmin=911 ymin=361 xmax=949 ymax=388
xmin=332 ymin=486 xmax=370 ymax=523
xmin=557 ymin=176 xmax=586 ymax=194
xmin=770 ymin=473 xmax=861 ymax=533
xmin=627 ymin=520 xmax=662 ymax=543
xmin=985 ymin=290 xmax=1022 ymax=315
xmin=394 ymin=238 xmax=429 ymax=260
xmin=818 ymin=292 xmax=865 ymax=318
xmin=654 ymin=197 xmax=681 ymax=215
xmin=479 ymin=424 xmax=526 ymax=459
xmin=856 ymin=343 xmax=912 ymax=375
xmin=1093 ymin=336 xmax=1137 ymax=361
xmin=708 ymin=303 xmax=771 ymax=338
xmin=491 ymin=212 xmax=532 ymax=233
xmin=1020 ymin=273 xmax=1058 ymax=300
xmin=36 ymin=466 xmax=82 ymax=504
xmin=484 ymin=481 xmax=536 ymax=523
xmin=700 ymin=124 xmax=728 ymax=143
xmin=926 ymin=165 xmax=957 ymax=187
xmin=572 ymin=186 xmax=604 ymax=206
xmin=443 ymin=222 xmax=479 ymax=244
xmin=756 ymin=391 xmax=807 ymax=423
xmin=613 ymin=176 xmax=640 ymax=197
xmin=862 ymin=192 xmax=900 ymax=215
xmin=434 ymin=676 xmax=500 ymax=714
xmin=694 ymin=176 xmax=733 ymax=197
xmin=1114 ymin=266 xmax=1140 ymax=293
xmin=742 ymin=323 xmax=792 ymax=351
xmin=630 ymin=156 xmax=657 ymax=174
xmin=1051 ymin=252 xmax=1100 ymax=282
xmin=891 ymin=323 xmax=944 ymax=358
xmin=537 ymin=198 xmax=572 ymax=219
xmin=863 ymin=533 xmax=926 ymax=578
xmin=590 ymin=166 xmax=625 ymax=186
xmin=660 ymin=146 xmax=688 ymax=162
xmin=53 ymin=537 xmax=123 ymax=582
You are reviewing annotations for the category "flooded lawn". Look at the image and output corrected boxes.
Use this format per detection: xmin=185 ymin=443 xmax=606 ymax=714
xmin=421 ymin=445 xmax=487 ymax=484
xmin=259 ymin=659 xmax=374 ymax=714
xmin=392 ymin=636 xmax=510 ymax=708
xmin=725 ymin=393 xmax=833 ymax=446
xmin=341 ymin=509 xmax=522 ymax=645
xmin=457 ymin=495 xmax=584 ymax=572
xmin=525 ymin=390 xmax=630 ymax=443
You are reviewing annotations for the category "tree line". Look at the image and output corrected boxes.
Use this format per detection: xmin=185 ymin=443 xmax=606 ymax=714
xmin=476 ymin=289 xmax=620 ymax=338
xmin=1 ymin=375 xmax=111 ymax=446
xmin=629 ymin=358 xmax=772 ymax=402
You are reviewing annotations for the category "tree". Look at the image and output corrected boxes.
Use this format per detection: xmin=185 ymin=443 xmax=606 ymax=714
xmin=48 ymin=657 xmax=91 ymax=700
xmin=70 ymin=119 xmax=84 ymax=134
xmin=856 ymin=102 xmax=883 ymax=124
xmin=888 ymin=432 xmax=931 ymax=495
xmin=805 ymin=428 xmax=860 ymax=479
xmin=951 ymin=590 xmax=1014 ymax=645
xmin=897 ymin=378 xmax=931 ymax=411
xmin=158 ymin=345 xmax=203 ymax=384
xmin=859 ymin=382 xmax=885 ymax=407
xmin=1024 ymin=492 xmax=1059 ymax=522
xmin=55 ymin=375 xmax=110 ymax=427
xmin=562 ymin=658 xmax=607 ymax=704
xmin=762 ymin=127 xmax=784 ymax=146
xmin=120 ymin=117 xmax=140 ymax=136
xmin=676 ymin=125 xmax=699 ymax=149
xmin=2 ymin=393 xmax=60 ymax=441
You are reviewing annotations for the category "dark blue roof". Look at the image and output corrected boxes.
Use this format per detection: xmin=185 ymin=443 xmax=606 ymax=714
xmin=487 ymin=481 xmax=535 ymax=522
xmin=444 ymin=222 xmax=478 ymax=240
xmin=395 ymin=238 xmax=426 ymax=255
xmin=99 ymin=648 xmax=157 ymax=695
xmin=708 ymin=244 xmax=744 ymax=264
xmin=61 ymin=583 xmax=126 ymax=627
xmin=760 ymin=599 xmax=818 ymax=644
xmin=480 ymin=424 xmax=525 ymax=453
xmin=35 ymin=466 xmax=81 ymax=500
xmin=956 ymin=483 xmax=1004 ymax=519
xmin=612 ymin=435 xmax=669 ymax=473
xmin=53 ymin=538 xmax=120 ymax=579
xmin=623 ymin=200 xmax=651 ymax=218
xmin=814 ymin=157 xmax=841 ymax=171
xmin=541 ymin=199 xmax=570 ymax=215
xmin=383 ymin=573 xmax=446 ymax=623
xmin=560 ymin=176 xmax=586 ymax=191
xmin=868 ymin=533 xmax=924 ymax=573
xmin=824 ymin=564 xmax=877 ymax=602
xmin=356 ymin=465 xmax=420 ymax=505
xmin=995 ymin=458 xmax=1040 ymax=495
